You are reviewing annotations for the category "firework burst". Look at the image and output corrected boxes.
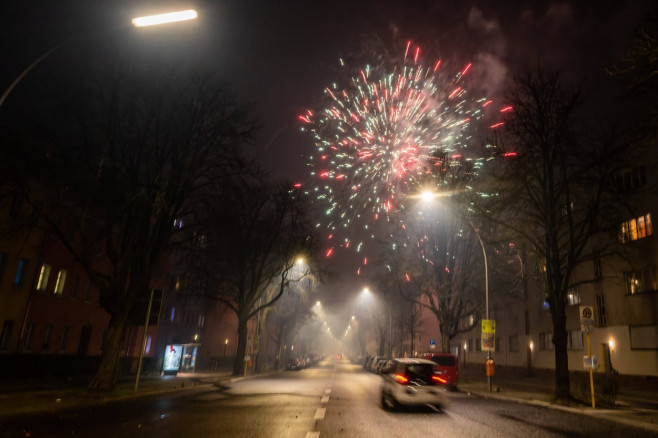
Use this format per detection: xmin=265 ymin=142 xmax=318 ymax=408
xmin=300 ymin=42 xmax=505 ymax=269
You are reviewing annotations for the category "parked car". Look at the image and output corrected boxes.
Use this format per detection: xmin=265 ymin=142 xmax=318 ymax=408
xmin=369 ymin=355 xmax=385 ymax=373
xmin=286 ymin=358 xmax=302 ymax=370
xmin=419 ymin=352 xmax=459 ymax=390
xmin=380 ymin=358 xmax=447 ymax=411
xmin=376 ymin=358 xmax=391 ymax=375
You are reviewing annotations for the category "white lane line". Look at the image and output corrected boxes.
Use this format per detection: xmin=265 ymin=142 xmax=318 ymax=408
xmin=321 ymin=395 xmax=330 ymax=403
xmin=324 ymin=388 xmax=331 ymax=395
xmin=314 ymin=407 xmax=326 ymax=420
xmin=305 ymin=432 xmax=320 ymax=438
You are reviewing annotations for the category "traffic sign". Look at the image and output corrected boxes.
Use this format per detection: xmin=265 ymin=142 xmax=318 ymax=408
xmin=481 ymin=319 xmax=496 ymax=334
xmin=580 ymin=306 xmax=595 ymax=332
xmin=429 ymin=338 xmax=436 ymax=349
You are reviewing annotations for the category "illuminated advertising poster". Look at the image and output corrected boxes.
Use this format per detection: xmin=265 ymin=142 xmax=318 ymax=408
xmin=163 ymin=344 xmax=182 ymax=372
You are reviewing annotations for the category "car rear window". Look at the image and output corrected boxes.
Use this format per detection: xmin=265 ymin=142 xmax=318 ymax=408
xmin=405 ymin=364 xmax=436 ymax=381
xmin=431 ymin=356 xmax=455 ymax=366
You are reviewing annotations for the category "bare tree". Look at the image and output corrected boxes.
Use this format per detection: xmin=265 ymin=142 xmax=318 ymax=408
xmin=189 ymin=175 xmax=320 ymax=376
xmin=486 ymin=68 xmax=629 ymax=401
xmin=0 ymin=48 xmax=257 ymax=391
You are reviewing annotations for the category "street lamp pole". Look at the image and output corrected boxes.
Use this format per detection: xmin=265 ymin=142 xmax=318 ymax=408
xmin=469 ymin=219 xmax=492 ymax=393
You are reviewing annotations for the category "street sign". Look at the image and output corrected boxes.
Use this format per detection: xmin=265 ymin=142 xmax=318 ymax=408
xmin=580 ymin=306 xmax=595 ymax=332
xmin=429 ymin=338 xmax=436 ymax=350
xmin=481 ymin=319 xmax=496 ymax=352
xmin=481 ymin=319 xmax=496 ymax=334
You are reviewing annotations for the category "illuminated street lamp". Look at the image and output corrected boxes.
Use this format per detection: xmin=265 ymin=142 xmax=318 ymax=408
xmin=132 ymin=10 xmax=198 ymax=27
xmin=361 ymin=287 xmax=392 ymax=357
xmin=1 ymin=9 xmax=199 ymax=107
xmin=419 ymin=190 xmax=492 ymax=392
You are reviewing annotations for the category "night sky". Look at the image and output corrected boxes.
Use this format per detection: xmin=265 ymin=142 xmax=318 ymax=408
xmin=2 ymin=1 xmax=657 ymax=311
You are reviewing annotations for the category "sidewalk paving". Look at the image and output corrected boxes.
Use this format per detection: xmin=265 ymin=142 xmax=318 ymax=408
xmin=0 ymin=370 xmax=239 ymax=417
xmin=458 ymin=375 xmax=658 ymax=434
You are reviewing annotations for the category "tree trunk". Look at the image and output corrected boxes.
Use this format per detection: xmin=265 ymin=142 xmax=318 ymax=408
xmin=87 ymin=315 xmax=127 ymax=393
xmin=441 ymin=330 xmax=450 ymax=353
xmin=232 ymin=317 xmax=248 ymax=376
xmin=551 ymin=304 xmax=571 ymax=401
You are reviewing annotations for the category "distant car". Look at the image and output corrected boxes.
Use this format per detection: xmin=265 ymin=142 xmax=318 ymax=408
xmin=286 ymin=358 xmax=302 ymax=370
xmin=419 ymin=352 xmax=459 ymax=390
xmin=380 ymin=358 xmax=447 ymax=411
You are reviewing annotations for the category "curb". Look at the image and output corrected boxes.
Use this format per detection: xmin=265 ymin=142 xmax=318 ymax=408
xmin=465 ymin=388 xmax=658 ymax=434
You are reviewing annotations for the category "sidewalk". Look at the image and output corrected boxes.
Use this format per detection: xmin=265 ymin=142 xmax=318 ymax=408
xmin=0 ymin=370 xmax=239 ymax=417
xmin=458 ymin=373 xmax=658 ymax=434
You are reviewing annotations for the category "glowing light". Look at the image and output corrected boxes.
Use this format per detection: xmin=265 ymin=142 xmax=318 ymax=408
xmin=132 ymin=9 xmax=198 ymax=27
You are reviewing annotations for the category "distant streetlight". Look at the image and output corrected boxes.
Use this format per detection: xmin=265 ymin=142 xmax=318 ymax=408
xmin=132 ymin=10 xmax=198 ymax=27
xmin=361 ymin=287 xmax=392 ymax=358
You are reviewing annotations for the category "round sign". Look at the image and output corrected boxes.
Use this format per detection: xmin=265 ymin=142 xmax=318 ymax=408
xmin=582 ymin=307 xmax=593 ymax=319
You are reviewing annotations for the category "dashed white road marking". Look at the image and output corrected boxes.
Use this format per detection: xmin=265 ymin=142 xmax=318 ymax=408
xmin=321 ymin=395 xmax=330 ymax=403
xmin=324 ymin=388 xmax=331 ymax=395
xmin=305 ymin=432 xmax=320 ymax=438
xmin=314 ymin=407 xmax=326 ymax=420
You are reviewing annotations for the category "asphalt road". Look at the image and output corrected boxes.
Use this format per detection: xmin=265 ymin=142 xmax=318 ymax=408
xmin=0 ymin=358 xmax=653 ymax=438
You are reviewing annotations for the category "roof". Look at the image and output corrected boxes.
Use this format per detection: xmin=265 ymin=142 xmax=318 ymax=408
xmin=393 ymin=358 xmax=436 ymax=365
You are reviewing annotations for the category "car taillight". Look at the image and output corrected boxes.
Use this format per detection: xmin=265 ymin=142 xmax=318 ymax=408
xmin=432 ymin=375 xmax=447 ymax=384
xmin=394 ymin=374 xmax=409 ymax=384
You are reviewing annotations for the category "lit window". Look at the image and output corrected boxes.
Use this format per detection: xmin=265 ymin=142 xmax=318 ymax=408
xmin=13 ymin=258 xmax=29 ymax=287
xmin=36 ymin=264 xmax=51 ymax=291
xmin=170 ymin=307 xmax=176 ymax=322
xmin=566 ymin=288 xmax=581 ymax=306
xmin=146 ymin=336 xmax=152 ymax=354
xmin=624 ymin=267 xmax=657 ymax=294
xmin=53 ymin=269 xmax=67 ymax=295
xmin=620 ymin=213 xmax=653 ymax=242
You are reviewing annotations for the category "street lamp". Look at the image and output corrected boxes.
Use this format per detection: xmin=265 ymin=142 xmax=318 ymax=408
xmin=132 ymin=10 xmax=198 ymax=27
xmin=361 ymin=287 xmax=393 ymax=358
xmin=419 ymin=190 xmax=492 ymax=391
xmin=0 ymin=9 xmax=199 ymax=107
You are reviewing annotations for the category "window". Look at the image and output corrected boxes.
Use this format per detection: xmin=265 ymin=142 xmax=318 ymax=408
xmin=198 ymin=315 xmax=205 ymax=328
xmin=616 ymin=166 xmax=646 ymax=192
xmin=596 ymin=294 xmax=607 ymax=327
xmin=23 ymin=322 xmax=36 ymax=351
xmin=624 ymin=267 xmax=657 ymax=295
xmin=70 ymin=275 xmax=80 ymax=300
xmin=539 ymin=332 xmax=553 ymax=350
xmin=593 ymin=250 xmax=602 ymax=280
xmin=84 ymin=282 xmax=93 ymax=302
xmin=53 ymin=269 xmax=67 ymax=295
xmin=170 ymin=307 xmax=176 ymax=322
xmin=569 ymin=330 xmax=584 ymax=350
xmin=475 ymin=338 xmax=481 ymax=352
xmin=58 ymin=326 xmax=69 ymax=352
xmin=0 ymin=320 xmax=15 ymax=350
xmin=508 ymin=335 xmax=519 ymax=352
xmin=13 ymin=258 xmax=29 ymax=287
xmin=619 ymin=213 xmax=653 ymax=242
xmin=495 ymin=337 xmax=501 ymax=352
xmin=0 ymin=252 xmax=7 ymax=283
xmin=146 ymin=336 xmax=152 ymax=354
xmin=36 ymin=264 xmax=51 ymax=291
xmin=524 ymin=311 xmax=530 ymax=335
xmin=566 ymin=287 xmax=581 ymax=305
xmin=42 ymin=323 xmax=54 ymax=351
